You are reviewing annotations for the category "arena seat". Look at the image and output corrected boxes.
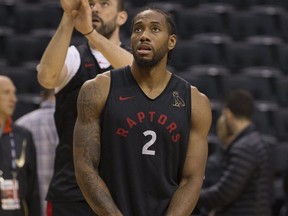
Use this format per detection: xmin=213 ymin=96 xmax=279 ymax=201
xmin=225 ymin=41 xmax=279 ymax=73
xmin=273 ymin=108 xmax=288 ymax=141
xmin=13 ymin=2 xmax=62 ymax=33
xmin=253 ymin=101 xmax=279 ymax=136
xmin=169 ymin=40 xmax=223 ymax=71
xmin=5 ymin=33 xmax=50 ymax=66
xmin=276 ymin=76 xmax=288 ymax=107
xmin=177 ymin=8 xmax=225 ymax=40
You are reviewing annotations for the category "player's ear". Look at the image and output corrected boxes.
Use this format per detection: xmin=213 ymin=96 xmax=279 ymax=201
xmin=168 ymin=34 xmax=176 ymax=51
xmin=117 ymin=11 xmax=128 ymax=26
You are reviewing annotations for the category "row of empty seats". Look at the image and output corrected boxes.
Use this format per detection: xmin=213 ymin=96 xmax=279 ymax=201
xmin=2 ymin=3 xmax=288 ymax=73
xmin=2 ymin=33 xmax=288 ymax=75
xmin=128 ymin=0 xmax=288 ymax=9
xmin=168 ymin=36 xmax=288 ymax=74
xmin=176 ymin=66 xmax=287 ymax=104
xmin=6 ymin=0 xmax=288 ymax=10
xmin=0 ymin=1 xmax=62 ymax=32
xmin=176 ymin=5 xmax=288 ymax=41
xmin=122 ymin=3 xmax=288 ymax=41
xmin=2 ymin=2 xmax=288 ymax=40
xmin=2 ymin=39 xmax=288 ymax=106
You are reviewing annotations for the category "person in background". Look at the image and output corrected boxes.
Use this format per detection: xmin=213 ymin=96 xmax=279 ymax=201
xmin=201 ymin=115 xmax=229 ymax=188
xmin=197 ymin=89 xmax=273 ymax=216
xmin=37 ymin=0 xmax=133 ymax=215
xmin=15 ymin=88 xmax=58 ymax=216
xmin=195 ymin=115 xmax=234 ymax=216
xmin=73 ymin=7 xmax=212 ymax=216
xmin=0 ymin=75 xmax=40 ymax=216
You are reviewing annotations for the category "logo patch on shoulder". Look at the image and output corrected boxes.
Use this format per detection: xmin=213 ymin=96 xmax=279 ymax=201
xmin=172 ymin=91 xmax=185 ymax=107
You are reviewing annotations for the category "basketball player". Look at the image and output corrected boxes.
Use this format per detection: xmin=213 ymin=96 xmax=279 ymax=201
xmin=73 ymin=8 xmax=212 ymax=216
xmin=37 ymin=0 xmax=132 ymax=215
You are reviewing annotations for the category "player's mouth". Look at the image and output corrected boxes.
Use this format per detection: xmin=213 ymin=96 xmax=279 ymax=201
xmin=137 ymin=44 xmax=152 ymax=55
xmin=92 ymin=16 xmax=101 ymax=24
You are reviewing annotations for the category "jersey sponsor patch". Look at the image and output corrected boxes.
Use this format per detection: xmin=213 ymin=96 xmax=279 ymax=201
xmin=84 ymin=63 xmax=95 ymax=68
xmin=119 ymin=96 xmax=134 ymax=101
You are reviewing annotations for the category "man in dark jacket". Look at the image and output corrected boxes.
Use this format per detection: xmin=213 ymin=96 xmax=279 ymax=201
xmin=197 ymin=89 xmax=273 ymax=216
xmin=0 ymin=75 xmax=40 ymax=216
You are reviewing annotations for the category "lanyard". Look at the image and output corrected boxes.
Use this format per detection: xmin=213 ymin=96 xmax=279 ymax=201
xmin=0 ymin=133 xmax=21 ymax=212
xmin=0 ymin=132 xmax=19 ymax=179
xmin=9 ymin=133 xmax=18 ymax=173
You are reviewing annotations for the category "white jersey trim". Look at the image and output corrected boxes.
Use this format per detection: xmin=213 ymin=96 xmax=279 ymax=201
xmin=55 ymin=45 xmax=110 ymax=93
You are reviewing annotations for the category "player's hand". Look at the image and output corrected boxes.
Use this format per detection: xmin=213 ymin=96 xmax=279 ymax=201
xmin=71 ymin=0 xmax=94 ymax=35
xmin=60 ymin=0 xmax=81 ymax=14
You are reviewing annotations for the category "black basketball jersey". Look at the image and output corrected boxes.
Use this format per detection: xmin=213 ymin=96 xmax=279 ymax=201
xmin=100 ymin=66 xmax=192 ymax=216
xmin=48 ymin=43 xmax=113 ymax=201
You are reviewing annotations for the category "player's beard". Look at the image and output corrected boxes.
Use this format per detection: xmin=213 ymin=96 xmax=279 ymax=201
xmin=132 ymin=43 xmax=169 ymax=68
xmin=93 ymin=14 xmax=118 ymax=39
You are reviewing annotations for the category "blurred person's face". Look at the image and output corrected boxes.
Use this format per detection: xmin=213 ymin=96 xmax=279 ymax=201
xmin=217 ymin=110 xmax=235 ymax=148
xmin=0 ymin=77 xmax=17 ymax=119
xmin=216 ymin=114 xmax=231 ymax=149
xmin=216 ymin=114 xmax=228 ymax=143
xmin=89 ymin=0 xmax=127 ymax=39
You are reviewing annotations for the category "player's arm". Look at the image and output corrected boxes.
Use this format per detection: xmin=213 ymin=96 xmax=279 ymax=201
xmin=37 ymin=12 xmax=74 ymax=89
xmin=166 ymin=86 xmax=212 ymax=216
xmin=85 ymin=30 xmax=133 ymax=69
xmin=72 ymin=0 xmax=133 ymax=69
xmin=37 ymin=0 xmax=83 ymax=89
xmin=37 ymin=0 xmax=133 ymax=89
xmin=73 ymin=72 xmax=123 ymax=216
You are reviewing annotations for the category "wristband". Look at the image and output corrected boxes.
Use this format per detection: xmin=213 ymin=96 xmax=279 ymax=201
xmin=83 ymin=28 xmax=94 ymax=36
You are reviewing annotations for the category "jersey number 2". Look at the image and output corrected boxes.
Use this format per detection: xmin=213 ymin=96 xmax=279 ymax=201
xmin=142 ymin=130 xmax=156 ymax=155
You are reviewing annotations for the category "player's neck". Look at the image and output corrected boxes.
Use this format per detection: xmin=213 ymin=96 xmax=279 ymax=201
xmin=132 ymin=65 xmax=171 ymax=99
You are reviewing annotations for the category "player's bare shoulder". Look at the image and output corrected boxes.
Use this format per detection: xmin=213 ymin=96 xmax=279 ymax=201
xmin=96 ymin=70 xmax=111 ymax=80
xmin=95 ymin=71 xmax=111 ymax=101
xmin=190 ymin=85 xmax=212 ymax=126
xmin=78 ymin=71 xmax=111 ymax=111
xmin=190 ymin=85 xmax=210 ymax=105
